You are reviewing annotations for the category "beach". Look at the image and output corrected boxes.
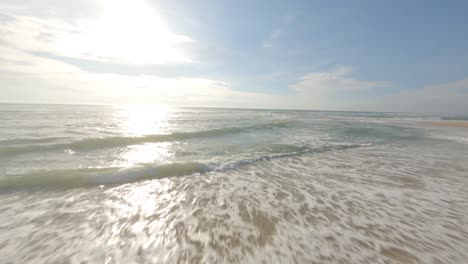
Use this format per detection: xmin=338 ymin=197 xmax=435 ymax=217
xmin=422 ymin=121 xmax=468 ymax=128
xmin=1 ymin=104 xmax=468 ymax=263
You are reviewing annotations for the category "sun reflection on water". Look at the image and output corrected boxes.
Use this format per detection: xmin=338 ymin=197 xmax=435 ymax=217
xmin=114 ymin=104 xmax=173 ymax=136
xmin=113 ymin=143 xmax=174 ymax=168
xmin=112 ymin=105 xmax=175 ymax=167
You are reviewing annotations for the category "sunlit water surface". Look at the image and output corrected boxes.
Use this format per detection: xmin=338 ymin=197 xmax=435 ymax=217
xmin=1 ymin=104 xmax=468 ymax=263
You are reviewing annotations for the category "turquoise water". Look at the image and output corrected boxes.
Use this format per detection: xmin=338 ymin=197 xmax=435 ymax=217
xmin=1 ymin=104 xmax=468 ymax=263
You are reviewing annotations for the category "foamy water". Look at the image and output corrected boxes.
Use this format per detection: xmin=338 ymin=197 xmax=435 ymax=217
xmin=1 ymin=104 xmax=468 ymax=263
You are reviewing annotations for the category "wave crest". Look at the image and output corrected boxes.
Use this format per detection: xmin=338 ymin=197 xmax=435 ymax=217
xmin=0 ymin=143 xmax=370 ymax=192
xmin=0 ymin=121 xmax=292 ymax=156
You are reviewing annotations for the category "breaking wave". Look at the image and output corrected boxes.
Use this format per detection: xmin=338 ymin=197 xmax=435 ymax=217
xmin=0 ymin=143 xmax=370 ymax=191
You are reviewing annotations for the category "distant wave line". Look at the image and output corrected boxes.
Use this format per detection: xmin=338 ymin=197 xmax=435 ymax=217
xmin=0 ymin=121 xmax=293 ymax=157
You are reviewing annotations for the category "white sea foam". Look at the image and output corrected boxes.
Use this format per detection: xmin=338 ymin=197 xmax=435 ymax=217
xmin=430 ymin=133 xmax=468 ymax=144
xmin=1 ymin=104 xmax=468 ymax=263
xmin=1 ymin=144 xmax=468 ymax=263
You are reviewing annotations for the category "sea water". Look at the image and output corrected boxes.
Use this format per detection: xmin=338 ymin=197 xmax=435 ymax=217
xmin=1 ymin=104 xmax=467 ymax=263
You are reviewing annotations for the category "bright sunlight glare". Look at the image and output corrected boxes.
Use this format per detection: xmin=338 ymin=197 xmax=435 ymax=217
xmin=115 ymin=104 xmax=173 ymax=136
xmin=112 ymin=105 xmax=174 ymax=167
xmin=56 ymin=0 xmax=192 ymax=64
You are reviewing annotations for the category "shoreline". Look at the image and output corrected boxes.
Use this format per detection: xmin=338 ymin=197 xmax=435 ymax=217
xmin=421 ymin=121 xmax=468 ymax=128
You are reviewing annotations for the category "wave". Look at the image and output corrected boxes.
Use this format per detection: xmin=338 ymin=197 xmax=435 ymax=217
xmin=0 ymin=143 xmax=370 ymax=192
xmin=336 ymin=125 xmax=423 ymax=140
xmin=0 ymin=137 xmax=69 ymax=145
xmin=0 ymin=162 xmax=210 ymax=192
xmin=441 ymin=116 xmax=468 ymax=121
xmin=0 ymin=121 xmax=292 ymax=157
xmin=215 ymin=143 xmax=368 ymax=170
xmin=429 ymin=134 xmax=468 ymax=144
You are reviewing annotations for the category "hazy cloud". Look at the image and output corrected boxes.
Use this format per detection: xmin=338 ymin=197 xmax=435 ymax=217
xmin=1 ymin=0 xmax=467 ymax=113
xmin=0 ymin=1 xmax=194 ymax=65
xmin=374 ymin=78 xmax=468 ymax=114
xmin=287 ymin=66 xmax=389 ymax=108
xmin=0 ymin=41 xmax=279 ymax=107
xmin=263 ymin=14 xmax=294 ymax=48
xmin=291 ymin=66 xmax=388 ymax=92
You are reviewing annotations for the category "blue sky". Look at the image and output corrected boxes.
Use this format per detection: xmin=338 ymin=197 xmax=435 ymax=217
xmin=163 ymin=0 xmax=468 ymax=91
xmin=1 ymin=0 xmax=468 ymax=113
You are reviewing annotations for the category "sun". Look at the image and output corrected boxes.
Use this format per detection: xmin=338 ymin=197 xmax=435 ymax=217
xmin=56 ymin=0 xmax=192 ymax=64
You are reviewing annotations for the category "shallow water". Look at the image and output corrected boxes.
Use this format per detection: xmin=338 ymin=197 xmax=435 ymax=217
xmin=1 ymin=104 xmax=468 ymax=263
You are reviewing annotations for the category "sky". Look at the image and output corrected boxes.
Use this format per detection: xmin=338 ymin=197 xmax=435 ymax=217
xmin=1 ymin=0 xmax=468 ymax=113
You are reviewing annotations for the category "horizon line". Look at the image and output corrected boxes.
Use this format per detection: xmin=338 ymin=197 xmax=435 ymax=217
xmin=0 ymin=101 xmax=454 ymax=116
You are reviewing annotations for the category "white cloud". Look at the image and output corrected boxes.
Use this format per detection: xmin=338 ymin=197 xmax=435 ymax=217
xmin=5 ymin=39 xmax=466 ymax=113
xmin=291 ymin=66 xmax=388 ymax=93
xmin=57 ymin=0 xmax=193 ymax=65
xmin=288 ymin=67 xmax=468 ymax=113
xmin=263 ymin=14 xmax=294 ymax=48
xmin=0 ymin=0 xmax=98 ymax=20
xmin=2 ymin=1 xmax=466 ymax=113
xmin=0 ymin=41 xmax=280 ymax=107
xmin=373 ymin=78 xmax=468 ymax=114
xmin=0 ymin=0 xmax=236 ymax=106
xmin=0 ymin=0 xmax=193 ymax=65
xmin=0 ymin=0 xmax=287 ymax=108
xmin=287 ymin=66 xmax=389 ymax=108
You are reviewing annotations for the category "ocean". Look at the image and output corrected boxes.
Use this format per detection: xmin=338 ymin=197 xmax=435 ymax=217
xmin=1 ymin=103 xmax=467 ymax=263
